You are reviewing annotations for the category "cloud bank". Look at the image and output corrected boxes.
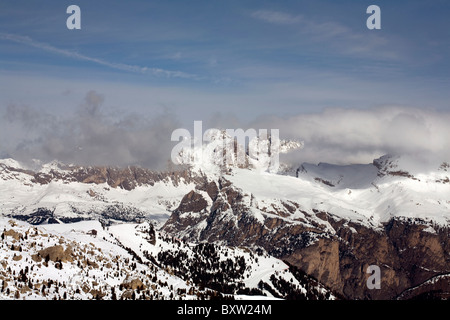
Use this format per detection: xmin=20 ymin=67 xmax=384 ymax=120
xmin=249 ymin=106 xmax=450 ymax=167
xmin=2 ymin=91 xmax=449 ymax=170
xmin=2 ymin=91 xmax=181 ymax=170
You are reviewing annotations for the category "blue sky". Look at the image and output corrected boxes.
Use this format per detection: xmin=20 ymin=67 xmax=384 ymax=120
xmin=1 ymin=0 xmax=450 ymax=167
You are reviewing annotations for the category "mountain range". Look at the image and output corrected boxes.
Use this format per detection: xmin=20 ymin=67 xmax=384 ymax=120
xmin=1 ymin=139 xmax=449 ymax=300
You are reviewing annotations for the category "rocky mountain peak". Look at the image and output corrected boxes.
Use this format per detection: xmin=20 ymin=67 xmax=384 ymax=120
xmin=171 ymin=128 xmax=303 ymax=174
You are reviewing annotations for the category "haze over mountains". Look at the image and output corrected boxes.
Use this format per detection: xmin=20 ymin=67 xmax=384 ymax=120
xmin=4 ymin=90 xmax=450 ymax=172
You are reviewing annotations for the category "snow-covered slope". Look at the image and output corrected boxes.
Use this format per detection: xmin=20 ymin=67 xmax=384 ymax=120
xmin=226 ymin=159 xmax=450 ymax=228
xmin=0 ymin=217 xmax=333 ymax=300
xmin=295 ymin=155 xmax=450 ymax=226
xmin=0 ymin=158 xmax=197 ymax=226
xmin=0 ymin=217 xmax=195 ymax=300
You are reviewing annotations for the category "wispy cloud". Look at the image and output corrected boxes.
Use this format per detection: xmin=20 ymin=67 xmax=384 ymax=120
xmin=250 ymin=9 xmax=402 ymax=63
xmin=251 ymin=10 xmax=302 ymax=25
xmin=251 ymin=9 xmax=358 ymax=39
xmin=0 ymin=32 xmax=203 ymax=80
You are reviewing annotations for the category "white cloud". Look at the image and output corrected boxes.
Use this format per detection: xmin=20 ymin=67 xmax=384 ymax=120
xmin=250 ymin=106 xmax=450 ymax=167
xmin=2 ymin=90 xmax=181 ymax=169
xmin=3 ymin=89 xmax=449 ymax=171
xmin=250 ymin=9 xmax=399 ymax=62
xmin=251 ymin=10 xmax=302 ymax=25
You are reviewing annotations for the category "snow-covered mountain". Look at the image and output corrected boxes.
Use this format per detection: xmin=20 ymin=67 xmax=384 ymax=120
xmin=0 ymin=149 xmax=449 ymax=300
xmin=0 ymin=158 xmax=199 ymax=226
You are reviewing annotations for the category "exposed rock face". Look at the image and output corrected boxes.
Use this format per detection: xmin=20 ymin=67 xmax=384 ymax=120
xmin=163 ymin=190 xmax=211 ymax=238
xmin=301 ymin=217 xmax=449 ymax=300
xmin=177 ymin=190 xmax=209 ymax=213
xmin=3 ymin=229 xmax=22 ymax=240
xmin=121 ymin=277 xmax=146 ymax=291
xmin=1 ymin=160 xmax=205 ymax=191
xmin=287 ymin=237 xmax=341 ymax=292
xmin=162 ymin=180 xmax=450 ymax=300
xmin=38 ymin=245 xmax=74 ymax=263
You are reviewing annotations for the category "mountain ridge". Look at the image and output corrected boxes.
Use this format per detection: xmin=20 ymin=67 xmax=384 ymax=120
xmin=1 ymin=154 xmax=449 ymax=299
